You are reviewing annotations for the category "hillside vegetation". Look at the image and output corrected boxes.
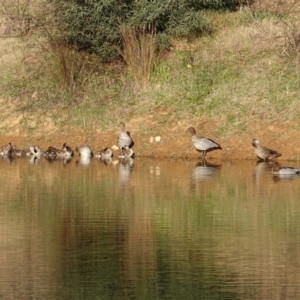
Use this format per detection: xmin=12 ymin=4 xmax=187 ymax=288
xmin=0 ymin=0 xmax=300 ymax=159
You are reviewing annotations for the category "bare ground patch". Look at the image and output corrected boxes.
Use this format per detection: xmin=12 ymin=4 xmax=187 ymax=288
xmin=0 ymin=108 xmax=300 ymax=161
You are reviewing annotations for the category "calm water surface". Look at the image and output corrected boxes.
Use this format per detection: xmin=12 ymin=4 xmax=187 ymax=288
xmin=1 ymin=156 xmax=300 ymax=299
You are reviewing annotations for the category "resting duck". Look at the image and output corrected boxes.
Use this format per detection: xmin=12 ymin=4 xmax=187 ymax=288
xmin=76 ymin=145 xmax=93 ymax=157
xmin=44 ymin=145 xmax=60 ymax=158
xmin=12 ymin=148 xmax=27 ymax=157
xmin=271 ymin=164 xmax=300 ymax=175
xmin=94 ymin=147 xmax=113 ymax=159
xmin=118 ymin=122 xmax=133 ymax=150
xmin=118 ymin=145 xmax=134 ymax=159
xmin=0 ymin=142 xmax=14 ymax=157
xmin=61 ymin=143 xmax=74 ymax=159
xmin=94 ymin=148 xmax=113 ymax=164
xmin=44 ymin=143 xmax=74 ymax=160
xmin=0 ymin=143 xmax=25 ymax=158
xmin=252 ymin=138 xmax=281 ymax=161
xmin=186 ymin=127 xmax=222 ymax=160
xmin=28 ymin=145 xmax=43 ymax=156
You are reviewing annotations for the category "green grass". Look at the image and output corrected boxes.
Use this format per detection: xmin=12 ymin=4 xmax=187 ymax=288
xmin=0 ymin=6 xmax=300 ymax=136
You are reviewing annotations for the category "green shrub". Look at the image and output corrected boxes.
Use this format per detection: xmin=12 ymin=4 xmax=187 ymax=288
xmin=51 ymin=0 xmax=242 ymax=62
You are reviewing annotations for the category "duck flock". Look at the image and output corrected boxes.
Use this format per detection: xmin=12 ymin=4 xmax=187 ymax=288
xmin=186 ymin=127 xmax=300 ymax=176
xmin=1 ymin=122 xmax=300 ymax=176
xmin=0 ymin=122 xmax=134 ymax=166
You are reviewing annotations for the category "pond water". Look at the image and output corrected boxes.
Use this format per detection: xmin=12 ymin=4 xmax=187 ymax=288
xmin=1 ymin=155 xmax=300 ymax=299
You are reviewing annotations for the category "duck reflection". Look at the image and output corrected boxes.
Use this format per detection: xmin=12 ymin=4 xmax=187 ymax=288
xmin=119 ymin=157 xmax=134 ymax=186
xmin=29 ymin=155 xmax=41 ymax=165
xmin=0 ymin=155 xmax=14 ymax=165
xmin=95 ymin=148 xmax=113 ymax=165
xmin=272 ymin=173 xmax=300 ymax=182
xmin=76 ymin=156 xmax=92 ymax=168
xmin=253 ymin=161 xmax=274 ymax=183
xmin=192 ymin=160 xmax=221 ymax=182
xmin=96 ymin=156 xmax=112 ymax=165
xmin=45 ymin=156 xmax=72 ymax=166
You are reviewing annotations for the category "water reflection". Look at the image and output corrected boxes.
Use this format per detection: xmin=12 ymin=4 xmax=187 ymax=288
xmin=272 ymin=173 xmax=300 ymax=182
xmin=44 ymin=156 xmax=72 ymax=166
xmin=0 ymin=158 xmax=300 ymax=299
xmin=95 ymin=156 xmax=112 ymax=165
xmin=192 ymin=160 xmax=221 ymax=182
xmin=28 ymin=154 xmax=42 ymax=165
xmin=253 ymin=161 xmax=273 ymax=183
xmin=0 ymin=155 xmax=14 ymax=165
xmin=119 ymin=157 xmax=134 ymax=186
xmin=76 ymin=155 xmax=92 ymax=168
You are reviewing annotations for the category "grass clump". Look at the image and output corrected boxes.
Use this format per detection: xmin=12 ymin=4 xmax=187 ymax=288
xmin=120 ymin=26 xmax=157 ymax=89
xmin=1 ymin=1 xmax=300 ymax=137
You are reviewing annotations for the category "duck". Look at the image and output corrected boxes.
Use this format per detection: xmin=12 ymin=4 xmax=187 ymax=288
xmin=44 ymin=145 xmax=61 ymax=159
xmin=94 ymin=147 xmax=113 ymax=159
xmin=0 ymin=142 xmax=14 ymax=157
xmin=12 ymin=148 xmax=27 ymax=157
xmin=118 ymin=122 xmax=133 ymax=150
xmin=61 ymin=143 xmax=74 ymax=159
xmin=118 ymin=145 xmax=134 ymax=159
xmin=271 ymin=164 xmax=300 ymax=175
xmin=8 ymin=143 xmax=30 ymax=158
xmin=95 ymin=148 xmax=113 ymax=164
xmin=76 ymin=145 xmax=93 ymax=157
xmin=252 ymin=138 xmax=281 ymax=161
xmin=28 ymin=145 xmax=43 ymax=156
xmin=44 ymin=143 xmax=73 ymax=160
xmin=186 ymin=127 xmax=222 ymax=160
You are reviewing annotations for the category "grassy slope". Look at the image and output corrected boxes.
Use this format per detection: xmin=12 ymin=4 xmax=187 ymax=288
xmin=0 ymin=5 xmax=300 ymax=159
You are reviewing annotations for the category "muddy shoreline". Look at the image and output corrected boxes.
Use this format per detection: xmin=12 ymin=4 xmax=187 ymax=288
xmin=1 ymin=128 xmax=299 ymax=162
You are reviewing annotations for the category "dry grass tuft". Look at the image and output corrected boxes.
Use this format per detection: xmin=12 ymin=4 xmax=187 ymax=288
xmin=119 ymin=26 xmax=157 ymax=89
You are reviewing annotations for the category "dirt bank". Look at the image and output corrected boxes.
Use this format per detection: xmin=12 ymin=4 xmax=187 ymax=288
xmin=1 ymin=119 xmax=300 ymax=161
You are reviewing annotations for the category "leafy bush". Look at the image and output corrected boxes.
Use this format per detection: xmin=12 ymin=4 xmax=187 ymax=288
xmin=51 ymin=0 xmax=241 ymax=62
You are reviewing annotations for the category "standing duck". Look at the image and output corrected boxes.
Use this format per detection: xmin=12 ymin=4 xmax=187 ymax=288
xmin=118 ymin=122 xmax=133 ymax=150
xmin=252 ymin=138 xmax=281 ymax=161
xmin=186 ymin=127 xmax=222 ymax=160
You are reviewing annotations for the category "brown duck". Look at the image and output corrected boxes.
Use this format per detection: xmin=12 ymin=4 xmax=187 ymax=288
xmin=252 ymin=138 xmax=281 ymax=161
xmin=186 ymin=127 xmax=222 ymax=160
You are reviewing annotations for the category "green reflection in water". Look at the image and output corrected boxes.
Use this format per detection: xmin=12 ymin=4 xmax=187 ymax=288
xmin=0 ymin=157 xmax=300 ymax=299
